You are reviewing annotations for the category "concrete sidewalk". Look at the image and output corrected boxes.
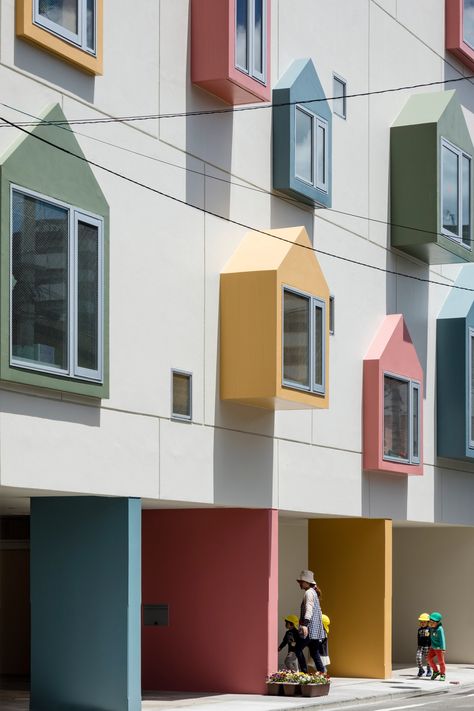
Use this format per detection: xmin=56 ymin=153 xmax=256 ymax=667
xmin=2 ymin=665 xmax=474 ymax=710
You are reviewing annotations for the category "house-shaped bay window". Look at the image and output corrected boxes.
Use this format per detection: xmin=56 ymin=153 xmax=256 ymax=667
xmin=363 ymin=315 xmax=423 ymax=476
xmin=446 ymin=0 xmax=474 ymax=72
xmin=273 ymin=59 xmax=332 ymax=207
xmin=437 ymin=266 xmax=474 ymax=460
xmin=391 ymin=91 xmax=474 ymax=264
xmin=191 ymin=0 xmax=270 ymax=105
xmin=0 ymin=103 xmax=109 ymax=398
xmin=220 ymin=226 xmax=329 ymax=410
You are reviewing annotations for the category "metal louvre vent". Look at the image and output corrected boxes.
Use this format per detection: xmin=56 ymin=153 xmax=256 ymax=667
xmin=143 ymin=604 xmax=169 ymax=627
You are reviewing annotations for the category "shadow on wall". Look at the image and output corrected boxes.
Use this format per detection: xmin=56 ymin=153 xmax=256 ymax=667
xmin=0 ymin=389 xmax=101 ymax=427
xmin=14 ymin=39 xmax=95 ymax=103
xmin=361 ymin=470 xmax=408 ymax=520
xmin=185 ymin=3 xmax=233 ymax=222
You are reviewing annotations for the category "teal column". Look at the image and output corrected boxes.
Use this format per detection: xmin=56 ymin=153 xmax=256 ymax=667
xmin=30 ymin=497 xmax=141 ymax=711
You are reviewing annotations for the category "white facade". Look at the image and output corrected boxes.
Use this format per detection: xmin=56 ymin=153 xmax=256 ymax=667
xmin=0 ymin=0 xmax=473 ymax=528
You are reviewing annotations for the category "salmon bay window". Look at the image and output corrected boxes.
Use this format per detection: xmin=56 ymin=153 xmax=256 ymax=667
xmin=34 ymin=0 xmax=96 ymax=54
xmin=283 ymin=287 xmax=325 ymax=395
xmin=11 ymin=187 xmax=103 ymax=382
xmin=441 ymin=138 xmax=471 ymax=248
xmin=383 ymin=374 xmax=420 ymax=465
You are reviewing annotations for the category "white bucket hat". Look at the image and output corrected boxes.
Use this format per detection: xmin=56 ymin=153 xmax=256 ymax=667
xmin=296 ymin=569 xmax=316 ymax=585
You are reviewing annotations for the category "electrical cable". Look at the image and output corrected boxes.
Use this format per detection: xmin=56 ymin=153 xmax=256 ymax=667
xmin=1 ymin=112 xmax=473 ymax=293
xmin=1 ymin=72 xmax=474 ymax=127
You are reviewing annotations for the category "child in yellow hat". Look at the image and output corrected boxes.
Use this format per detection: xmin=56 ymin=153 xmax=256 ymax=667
xmin=278 ymin=614 xmax=306 ymax=671
xmin=416 ymin=613 xmax=431 ymax=677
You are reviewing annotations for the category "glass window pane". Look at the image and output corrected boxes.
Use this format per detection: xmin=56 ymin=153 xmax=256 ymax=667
xmin=317 ymin=123 xmax=326 ymax=188
xmin=86 ymin=0 xmax=95 ymax=50
xmin=11 ymin=192 xmax=69 ymax=371
xmin=412 ymin=386 xmax=419 ymax=460
xmin=465 ymin=0 xmax=474 ymax=49
xmin=442 ymin=144 xmax=459 ymax=236
xmin=463 ymin=155 xmax=471 ymax=247
xmin=471 ymin=335 xmax=474 ymax=444
xmin=77 ymin=221 xmax=99 ymax=372
xmin=333 ymin=77 xmax=346 ymax=118
xmin=314 ymin=305 xmax=323 ymax=387
xmin=253 ymin=0 xmax=264 ymax=76
xmin=384 ymin=376 xmax=409 ymax=460
xmin=295 ymin=108 xmax=313 ymax=183
xmin=283 ymin=291 xmax=310 ymax=387
xmin=236 ymin=0 xmax=248 ymax=70
xmin=38 ymin=0 xmax=78 ymax=34
xmin=173 ymin=372 xmax=191 ymax=418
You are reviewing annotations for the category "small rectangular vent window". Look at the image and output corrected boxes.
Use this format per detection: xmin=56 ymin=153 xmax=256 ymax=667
xmin=143 ymin=604 xmax=169 ymax=627
xmin=172 ymin=370 xmax=192 ymax=420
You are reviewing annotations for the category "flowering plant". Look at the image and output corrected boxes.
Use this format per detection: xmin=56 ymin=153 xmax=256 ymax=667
xmin=266 ymin=670 xmax=330 ymax=685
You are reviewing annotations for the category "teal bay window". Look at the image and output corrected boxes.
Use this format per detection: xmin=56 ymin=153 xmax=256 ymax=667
xmin=11 ymin=187 xmax=103 ymax=382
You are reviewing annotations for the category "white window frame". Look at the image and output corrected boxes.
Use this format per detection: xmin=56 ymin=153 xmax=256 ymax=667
xmin=468 ymin=327 xmax=474 ymax=449
xmin=33 ymin=0 xmax=96 ymax=55
xmin=329 ymin=295 xmax=335 ymax=335
xmin=383 ymin=372 xmax=420 ymax=465
xmin=10 ymin=184 xmax=104 ymax=383
xmin=333 ymin=73 xmax=347 ymax=119
xmin=235 ymin=0 xmax=267 ymax=85
xmin=171 ymin=369 xmax=193 ymax=421
xmin=282 ymin=285 xmax=326 ymax=396
xmin=294 ymin=105 xmax=328 ymax=193
xmin=440 ymin=137 xmax=472 ymax=250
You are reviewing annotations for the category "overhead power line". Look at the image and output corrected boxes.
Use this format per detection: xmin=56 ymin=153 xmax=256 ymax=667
xmin=1 ymin=112 xmax=473 ymax=293
xmin=1 ymin=72 xmax=473 ymax=127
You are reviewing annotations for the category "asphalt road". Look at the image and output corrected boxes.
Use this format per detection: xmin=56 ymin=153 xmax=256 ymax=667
xmin=327 ymin=687 xmax=474 ymax=711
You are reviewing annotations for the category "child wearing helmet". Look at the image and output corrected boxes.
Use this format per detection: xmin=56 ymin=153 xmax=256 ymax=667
xmin=428 ymin=612 xmax=446 ymax=681
xmin=278 ymin=614 xmax=307 ymax=672
xmin=416 ymin=613 xmax=431 ymax=677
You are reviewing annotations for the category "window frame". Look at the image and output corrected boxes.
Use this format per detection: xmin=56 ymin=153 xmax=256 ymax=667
xmin=333 ymin=73 xmax=347 ymax=119
xmin=234 ymin=0 xmax=267 ymax=85
xmin=440 ymin=136 xmax=472 ymax=250
xmin=468 ymin=327 xmax=474 ymax=449
xmin=383 ymin=371 xmax=421 ymax=465
xmin=282 ymin=285 xmax=326 ymax=396
xmin=171 ymin=369 xmax=193 ymax=421
xmin=294 ymin=105 xmax=328 ymax=193
xmin=329 ymin=295 xmax=335 ymax=335
xmin=33 ymin=0 xmax=97 ymax=55
xmin=10 ymin=184 xmax=104 ymax=384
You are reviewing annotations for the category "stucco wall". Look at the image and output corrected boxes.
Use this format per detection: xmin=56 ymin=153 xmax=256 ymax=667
xmin=393 ymin=526 xmax=474 ymax=663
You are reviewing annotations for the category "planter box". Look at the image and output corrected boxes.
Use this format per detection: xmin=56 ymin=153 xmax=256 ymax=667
xmin=266 ymin=682 xmax=281 ymax=696
xmin=301 ymin=683 xmax=330 ymax=698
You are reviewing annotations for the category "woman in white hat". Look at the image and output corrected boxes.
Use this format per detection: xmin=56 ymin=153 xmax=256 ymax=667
xmin=297 ymin=570 xmax=327 ymax=673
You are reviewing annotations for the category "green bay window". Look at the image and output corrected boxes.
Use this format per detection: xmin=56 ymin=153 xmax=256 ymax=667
xmin=11 ymin=187 xmax=103 ymax=383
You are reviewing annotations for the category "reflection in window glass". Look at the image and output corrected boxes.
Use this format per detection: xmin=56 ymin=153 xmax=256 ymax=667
xmin=316 ymin=122 xmax=326 ymax=189
xmin=384 ymin=376 xmax=409 ymax=460
xmin=295 ymin=108 xmax=313 ymax=183
xmin=172 ymin=371 xmax=192 ymax=419
xmin=236 ymin=0 xmax=249 ymax=71
xmin=442 ymin=144 xmax=459 ymax=236
xmin=464 ymin=0 xmax=474 ymax=49
xmin=333 ymin=76 xmax=346 ymax=118
xmin=463 ymin=155 xmax=471 ymax=247
xmin=314 ymin=304 xmax=323 ymax=387
xmin=412 ymin=385 xmax=419 ymax=460
xmin=254 ymin=0 xmax=263 ymax=76
xmin=283 ymin=291 xmax=310 ymax=387
xmin=11 ymin=192 xmax=69 ymax=371
xmin=86 ymin=0 xmax=95 ymax=51
xmin=39 ymin=0 xmax=78 ymax=34
xmin=77 ymin=221 xmax=99 ymax=372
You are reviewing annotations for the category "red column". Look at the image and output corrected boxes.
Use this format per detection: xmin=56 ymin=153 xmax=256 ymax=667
xmin=142 ymin=508 xmax=278 ymax=694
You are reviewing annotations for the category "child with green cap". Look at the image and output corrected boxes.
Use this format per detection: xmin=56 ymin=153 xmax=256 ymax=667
xmin=427 ymin=612 xmax=446 ymax=681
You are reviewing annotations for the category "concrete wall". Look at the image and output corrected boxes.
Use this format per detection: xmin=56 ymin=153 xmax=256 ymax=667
xmin=142 ymin=508 xmax=278 ymax=694
xmin=393 ymin=526 xmax=474 ymax=664
xmin=278 ymin=518 xmax=308 ymax=668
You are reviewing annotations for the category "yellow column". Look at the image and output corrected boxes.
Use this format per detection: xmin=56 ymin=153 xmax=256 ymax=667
xmin=308 ymin=519 xmax=392 ymax=679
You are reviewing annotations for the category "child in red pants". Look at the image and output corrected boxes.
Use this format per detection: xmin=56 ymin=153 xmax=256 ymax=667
xmin=428 ymin=612 xmax=446 ymax=681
